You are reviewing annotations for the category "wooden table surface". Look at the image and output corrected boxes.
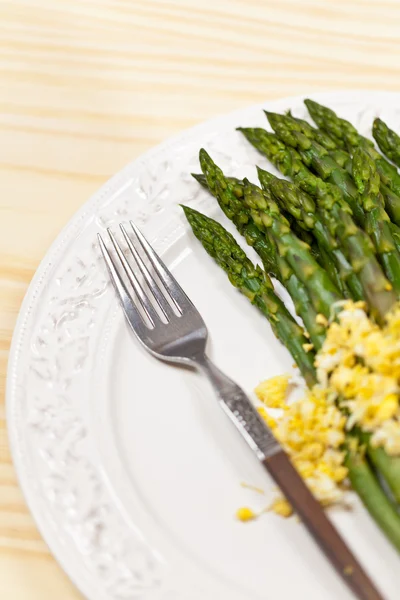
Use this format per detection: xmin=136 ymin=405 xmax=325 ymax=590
xmin=2 ymin=0 xmax=400 ymax=597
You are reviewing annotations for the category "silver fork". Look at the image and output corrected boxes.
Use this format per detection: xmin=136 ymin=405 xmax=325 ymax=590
xmin=98 ymin=221 xmax=383 ymax=600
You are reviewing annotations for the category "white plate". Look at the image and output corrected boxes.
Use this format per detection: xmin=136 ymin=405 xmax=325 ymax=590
xmin=7 ymin=91 xmax=400 ymax=600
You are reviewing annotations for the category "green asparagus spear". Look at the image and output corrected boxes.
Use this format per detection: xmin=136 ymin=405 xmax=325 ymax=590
xmin=238 ymin=127 xmax=397 ymax=308
xmin=266 ymin=113 xmax=400 ymax=290
xmin=373 ymin=117 xmax=400 ymax=168
xmin=279 ymin=110 xmax=339 ymax=151
xmin=345 ymin=443 xmax=400 ymax=552
xmin=355 ymin=429 xmax=400 ymax=506
xmin=381 ymin=184 xmax=400 ymax=227
xmin=305 ymin=99 xmax=400 ymax=206
xmin=267 ymin=174 xmax=396 ymax=319
xmin=317 ymin=245 xmax=349 ymax=299
xmin=193 ymin=170 xmax=315 ymax=246
xmin=182 ymin=205 xmax=317 ymax=384
xmin=193 ymin=157 xmax=326 ymax=349
xmin=237 ymin=127 xmax=312 ymax=183
xmin=352 ymin=148 xmax=400 ymax=293
xmin=390 ymin=221 xmax=400 ymax=252
xmin=281 ymin=111 xmax=400 ymax=226
xmin=256 ymin=139 xmax=398 ymax=309
xmin=238 ymin=124 xmax=400 ymax=269
xmin=191 ymin=172 xmax=209 ymax=190
xmin=237 ymin=127 xmax=350 ymax=212
xmin=192 ymin=172 xmax=244 ymax=196
xmin=304 ymin=98 xmax=374 ymax=151
xmin=240 ymin=178 xmax=342 ymax=318
xmin=257 ymin=166 xmax=363 ymax=303
xmin=265 ymin=111 xmax=366 ymax=224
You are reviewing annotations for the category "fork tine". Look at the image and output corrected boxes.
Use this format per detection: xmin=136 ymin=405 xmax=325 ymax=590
xmin=120 ymin=224 xmax=173 ymax=320
xmin=129 ymin=221 xmax=193 ymax=313
xmin=106 ymin=228 xmax=159 ymax=327
xmin=97 ymin=234 xmax=147 ymax=333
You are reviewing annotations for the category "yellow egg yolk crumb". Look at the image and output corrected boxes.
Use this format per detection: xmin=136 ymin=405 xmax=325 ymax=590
xmin=255 ymin=374 xmax=290 ymax=408
xmin=316 ymin=313 xmax=328 ymax=327
xmin=236 ymin=507 xmax=256 ymax=522
xmin=269 ymin=498 xmax=293 ymax=518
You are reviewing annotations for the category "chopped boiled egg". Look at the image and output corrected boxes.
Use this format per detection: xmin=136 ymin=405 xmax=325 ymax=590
xmin=255 ymin=379 xmax=348 ymax=517
xmin=243 ymin=300 xmax=400 ymax=521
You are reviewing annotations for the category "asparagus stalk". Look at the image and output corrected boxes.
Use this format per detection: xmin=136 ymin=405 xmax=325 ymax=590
xmin=373 ymin=117 xmax=400 ymax=168
xmin=194 ymin=155 xmax=326 ymax=349
xmin=237 ymin=126 xmax=400 ymax=309
xmin=239 ymin=124 xmax=400 ymax=235
xmin=305 ymin=99 xmax=400 ymax=204
xmin=346 ymin=443 xmax=400 ymax=551
xmin=183 ymin=205 xmax=400 ymax=552
xmin=182 ymin=205 xmax=317 ymax=384
xmin=237 ymin=126 xmax=356 ymax=222
xmin=237 ymin=127 xmax=312 ymax=184
xmin=382 ymin=184 xmax=400 ymax=227
xmin=238 ymin=127 xmax=397 ymax=312
xmin=321 ymin=152 xmax=400 ymax=233
xmin=239 ymin=125 xmax=400 ymax=277
xmin=282 ymin=110 xmax=340 ymax=151
xmin=352 ymin=148 xmax=400 ymax=294
xmin=197 ymin=172 xmax=347 ymax=303
xmin=194 ymin=170 xmax=316 ymax=246
xmin=266 ymin=113 xmax=400 ymax=292
xmin=367 ymin=445 xmax=400 ymax=505
xmin=304 ymin=98 xmax=376 ymax=153
xmin=265 ymin=111 xmax=366 ymax=224
xmin=269 ymin=175 xmax=396 ymax=320
xmin=315 ymin=245 xmax=349 ymax=299
xmin=241 ymin=178 xmax=344 ymax=317
xmin=257 ymin=166 xmax=363 ymax=303
xmin=249 ymin=133 xmax=396 ymax=317
xmin=275 ymin=109 xmax=400 ymax=228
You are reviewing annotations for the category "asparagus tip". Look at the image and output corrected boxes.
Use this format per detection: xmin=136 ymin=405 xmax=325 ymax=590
xmin=191 ymin=172 xmax=208 ymax=188
xmin=304 ymin=98 xmax=316 ymax=108
xmin=372 ymin=117 xmax=384 ymax=130
xmin=181 ymin=204 xmax=200 ymax=221
xmin=199 ymin=147 xmax=209 ymax=160
xmin=199 ymin=148 xmax=215 ymax=174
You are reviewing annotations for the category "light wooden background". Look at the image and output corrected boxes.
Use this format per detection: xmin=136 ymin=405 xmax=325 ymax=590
xmin=2 ymin=0 xmax=400 ymax=597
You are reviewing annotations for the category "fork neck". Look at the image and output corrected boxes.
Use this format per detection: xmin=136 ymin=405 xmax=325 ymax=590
xmin=194 ymin=354 xmax=238 ymax=396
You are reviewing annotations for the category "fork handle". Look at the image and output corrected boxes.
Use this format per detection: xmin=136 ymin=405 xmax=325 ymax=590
xmin=264 ymin=452 xmax=384 ymax=600
xmin=196 ymin=354 xmax=281 ymax=461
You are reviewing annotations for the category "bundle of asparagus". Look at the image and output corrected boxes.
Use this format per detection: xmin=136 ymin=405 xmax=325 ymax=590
xmin=182 ymin=101 xmax=400 ymax=552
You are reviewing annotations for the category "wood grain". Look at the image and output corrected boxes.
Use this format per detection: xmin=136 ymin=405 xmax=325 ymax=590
xmin=2 ymin=0 xmax=400 ymax=597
